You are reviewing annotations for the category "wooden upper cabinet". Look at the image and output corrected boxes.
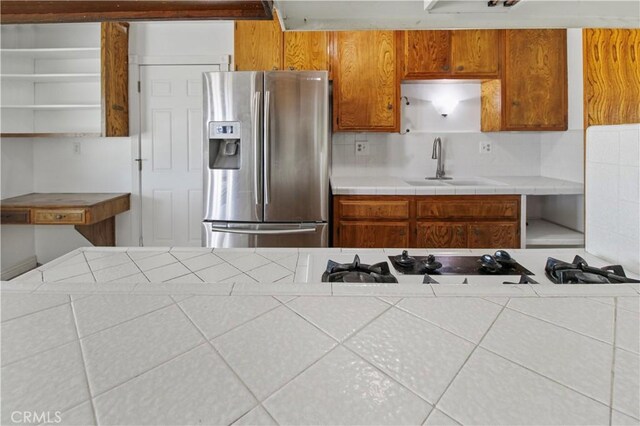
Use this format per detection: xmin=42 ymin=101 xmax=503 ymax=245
xmin=502 ymin=29 xmax=567 ymax=130
xmin=234 ymin=10 xmax=283 ymax=70
xmin=284 ymin=31 xmax=331 ymax=75
xmin=451 ymin=30 xmax=501 ymax=77
xmin=583 ymin=29 xmax=640 ymax=128
xmin=404 ymin=30 xmax=501 ymax=79
xmin=333 ymin=31 xmax=400 ymax=132
xmin=404 ymin=30 xmax=451 ymax=77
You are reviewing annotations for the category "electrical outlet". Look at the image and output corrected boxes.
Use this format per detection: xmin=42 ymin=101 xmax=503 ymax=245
xmin=355 ymin=141 xmax=369 ymax=157
xmin=479 ymin=141 xmax=492 ymax=154
xmin=73 ymin=142 xmax=81 ymax=155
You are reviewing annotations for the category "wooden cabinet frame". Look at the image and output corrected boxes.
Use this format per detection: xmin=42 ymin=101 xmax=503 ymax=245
xmin=333 ymin=195 xmax=521 ymax=249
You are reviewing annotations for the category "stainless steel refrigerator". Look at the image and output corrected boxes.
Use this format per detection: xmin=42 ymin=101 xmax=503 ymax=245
xmin=202 ymin=71 xmax=330 ymax=248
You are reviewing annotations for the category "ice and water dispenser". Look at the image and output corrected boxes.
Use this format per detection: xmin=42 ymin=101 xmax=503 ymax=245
xmin=208 ymin=121 xmax=241 ymax=170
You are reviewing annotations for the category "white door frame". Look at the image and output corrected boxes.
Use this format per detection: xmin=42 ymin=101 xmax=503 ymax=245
xmin=128 ymin=54 xmax=230 ymax=246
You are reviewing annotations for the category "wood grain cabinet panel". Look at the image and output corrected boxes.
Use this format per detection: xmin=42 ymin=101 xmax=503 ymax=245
xmin=416 ymin=196 xmax=519 ymax=220
xmin=33 ymin=209 xmax=85 ymax=224
xmin=338 ymin=221 xmax=410 ymax=248
xmin=333 ymin=31 xmax=399 ymax=132
xmin=417 ymin=222 xmax=467 ymax=248
xmin=451 ymin=30 xmax=501 ymax=77
xmin=468 ymin=222 xmax=519 ymax=249
xmin=234 ymin=10 xmax=283 ymax=71
xmin=584 ymin=29 xmax=640 ymax=127
xmin=0 ymin=209 xmax=30 ymax=224
xmin=284 ymin=31 xmax=330 ymax=75
xmin=101 ymin=22 xmax=129 ymax=137
xmin=502 ymin=29 xmax=567 ymax=130
xmin=337 ymin=199 xmax=410 ymax=220
xmin=404 ymin=30 xmax=451 ymax=78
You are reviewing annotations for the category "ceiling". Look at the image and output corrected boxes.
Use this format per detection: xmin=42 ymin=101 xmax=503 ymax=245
xmin=274 ymin=0 xmax=640 ymax=30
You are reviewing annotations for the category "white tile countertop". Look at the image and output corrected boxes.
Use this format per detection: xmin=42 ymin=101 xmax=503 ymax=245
xmin=330 ymin=175 xmax=584 ymax=195
xmin=3 ymin=247 xmax=639 ymax=425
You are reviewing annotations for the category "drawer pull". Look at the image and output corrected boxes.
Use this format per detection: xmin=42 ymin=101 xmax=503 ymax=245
xmin=56 ymin=214 xmax=64 ymax=219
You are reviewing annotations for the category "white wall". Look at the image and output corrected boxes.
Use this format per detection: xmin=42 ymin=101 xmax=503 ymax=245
xmin=586 ymin=124 xmax=640 ymax=274
xmin=1 ymin=139 xmax=36 ymax=277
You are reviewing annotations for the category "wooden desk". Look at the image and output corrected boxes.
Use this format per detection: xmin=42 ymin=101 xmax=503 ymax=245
xmin=1 ymin=193 xmax=130 ymax=246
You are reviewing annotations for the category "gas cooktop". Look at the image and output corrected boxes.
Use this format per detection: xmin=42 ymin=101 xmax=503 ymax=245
xmin=545 ymin=255 xmax=640 ymax=284
xmin=388 ymin=250 xmax=534 ymax=276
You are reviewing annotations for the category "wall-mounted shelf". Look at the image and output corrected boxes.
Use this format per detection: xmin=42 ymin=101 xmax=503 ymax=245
xmin=526 ymin=219 xmax=584 ymax=247
xmin=0 ymin=47 xmax=100 ymax=58
xmin=1 ymin=73 xmax=100 ymax=82
xmin=1 ymin=104 xmax=101 ymax=110
xmin=0 ymin=132 xmax=102 ymax=138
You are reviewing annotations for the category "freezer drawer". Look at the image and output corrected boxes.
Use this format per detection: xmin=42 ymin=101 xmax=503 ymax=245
xmin=202 ymin=222 xmax=328 ymax=248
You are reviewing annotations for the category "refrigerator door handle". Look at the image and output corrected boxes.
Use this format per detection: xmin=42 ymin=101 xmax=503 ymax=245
xmin=264 ymin=90 xmax=271 ymax=205
xmin=208 ymin=224 xmax=318 ymax=235
xmin=253 ymin=91 xmax=261 ymax=206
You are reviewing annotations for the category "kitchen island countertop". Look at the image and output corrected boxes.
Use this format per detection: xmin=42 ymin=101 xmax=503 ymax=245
xmin=2 ymin=247 xmax=638 ymax=426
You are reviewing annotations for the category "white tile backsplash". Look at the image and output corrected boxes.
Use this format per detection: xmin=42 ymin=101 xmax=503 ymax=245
xmin=586 ymin=124 xmax=640 ymax=274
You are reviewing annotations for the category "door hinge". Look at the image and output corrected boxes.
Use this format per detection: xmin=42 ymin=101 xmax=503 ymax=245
xmin=137 ymin=81 xmax=141 ymax=92
xmin=134 ymin=158 xmax=143 ymax=171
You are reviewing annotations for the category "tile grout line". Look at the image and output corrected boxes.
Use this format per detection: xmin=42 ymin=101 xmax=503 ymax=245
xmin=172 ymin=302 xmax=263 ymax=413
xmin=81 ymin=251 xmax=99 ymax=283
xmin=68 ymin=295 xmax=100 ymax=426
xmin=422 ymin=302 xmax=510 ymax=425
xmin=609 ymin=297 xmax=618 ymax=426
xmin=123 ymin=251 xmax=153 ymax=282
xmin=504 ymin=303 xmax=616 ymax=347
xmin=1 ymin=298 xmax=73 ymax=324
xmin=268 ymin=302 xmax=440 ymax=411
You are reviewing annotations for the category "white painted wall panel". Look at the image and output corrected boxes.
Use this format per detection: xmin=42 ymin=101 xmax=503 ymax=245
xmin=586 ymin=124 xmax=640 ymax=274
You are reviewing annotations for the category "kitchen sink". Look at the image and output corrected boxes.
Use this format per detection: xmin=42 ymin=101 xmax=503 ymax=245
xmin=404 ymin=177 xmax=506 ymax=187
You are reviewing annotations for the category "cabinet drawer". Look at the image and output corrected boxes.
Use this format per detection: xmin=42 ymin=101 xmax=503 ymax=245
xmin=417 ymin=197 xmax=519 ymax=220
xmin=338 ymin=199 xmax=410 ymax=220
xmin=33 ymin=209 xmax=85 ymax=224
xmin=1 ymin=209 xmax=30 ymax=224
xmin=338 ymin=221 xmax=410 ymax=248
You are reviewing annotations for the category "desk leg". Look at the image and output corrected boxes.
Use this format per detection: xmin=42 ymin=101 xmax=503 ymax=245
xmin=75 ymin=217 xmax=116 ymax=246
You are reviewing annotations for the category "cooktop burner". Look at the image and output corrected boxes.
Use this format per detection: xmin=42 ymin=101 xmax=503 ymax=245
xmin=322 ymin=255 xmax=398 ymax=283
xmin=389 ymin=250 xmax=534 ymax=276
xmin=545 ymin=256 xmax=640 ymax=284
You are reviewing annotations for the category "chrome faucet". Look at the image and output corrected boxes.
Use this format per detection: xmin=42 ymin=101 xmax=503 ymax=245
xmin=430 ymin=137 xmax=449 ymax=180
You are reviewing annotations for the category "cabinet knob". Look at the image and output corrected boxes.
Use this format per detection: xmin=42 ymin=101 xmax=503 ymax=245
xmin=387 ymin=103 xmax=393 ymax=111
xmin=55 ymin=214 xmax=63 ymax=219
xmin=512 ymin=100 xmax=520 ymax=106
xmin=442 ymin=65 xmax=450 ymax=71
xmin=457 ymin=65 xmax=464 ymax=71
xmin=288 ymin=66 xmax=295 ymax=71
xmin=457 ymin=228 xmax=464 ymax=235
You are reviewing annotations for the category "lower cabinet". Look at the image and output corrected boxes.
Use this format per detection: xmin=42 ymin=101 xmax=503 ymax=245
xmin=333 ymin=195 xmax=521 ymax=249
xmin=338 ymin=221 xmax=410 ymax=248
xmin=416 ymin=222 xmax=467 ymax=248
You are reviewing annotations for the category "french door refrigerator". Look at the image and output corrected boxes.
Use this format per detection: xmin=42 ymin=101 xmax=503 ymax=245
xmin=202 ymin=71 xmax=330 ymax=248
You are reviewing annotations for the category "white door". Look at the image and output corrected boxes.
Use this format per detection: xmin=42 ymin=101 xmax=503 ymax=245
xmin=140 ymin=65 xmax=219 ymax=246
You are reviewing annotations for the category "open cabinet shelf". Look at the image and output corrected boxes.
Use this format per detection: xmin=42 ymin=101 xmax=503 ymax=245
xmin=526 ymin=219 xmax=585 ymax=247
xmin=0 ymin=73 xmax=100 ymax=82
xmin=0 ymin=47 xmax=100 ymax=58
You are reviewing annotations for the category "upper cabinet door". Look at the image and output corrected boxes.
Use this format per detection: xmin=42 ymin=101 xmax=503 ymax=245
xmin=333 ymin=31 xmax=399 ymax=132
xmin=451 ymin=30 xmax=501 ymax=77
xmin=404 ymin=30 xmax=451 ymax=78
xmin=502 ymin=29 xmax=567 ymax=130
xmin=284 ymin=31 xmax=331 ymax=76
xmin=234 ymin=10 xmax=283 ymax=71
